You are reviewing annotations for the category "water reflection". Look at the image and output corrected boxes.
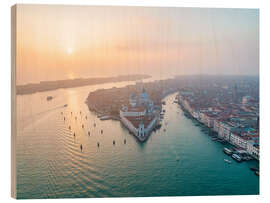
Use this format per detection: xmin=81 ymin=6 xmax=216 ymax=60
xmin=16 ymin=81 xmax=259 ymax=199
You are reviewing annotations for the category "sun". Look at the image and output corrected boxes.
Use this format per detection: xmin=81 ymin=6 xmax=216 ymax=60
xmin=67 ymin=47 xmax=73 ymax=54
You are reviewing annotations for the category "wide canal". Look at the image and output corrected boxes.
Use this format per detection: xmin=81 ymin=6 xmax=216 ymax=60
xmin=16 ymin=82 xmax=259 ymax=198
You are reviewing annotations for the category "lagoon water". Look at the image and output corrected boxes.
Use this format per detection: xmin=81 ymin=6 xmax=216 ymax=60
xmin=16 ymin=81 xmax=259 ymax=198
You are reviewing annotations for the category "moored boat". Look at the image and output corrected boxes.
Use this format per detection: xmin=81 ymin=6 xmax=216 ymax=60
xmin=223 ymin=147 xmax=233 ymax=155
xmin=232 ymin=154 xmax=242 ymax=162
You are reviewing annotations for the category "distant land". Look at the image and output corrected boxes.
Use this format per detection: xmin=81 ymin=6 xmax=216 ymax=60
xmin=16 ymin=74 xmax=151 ymax=95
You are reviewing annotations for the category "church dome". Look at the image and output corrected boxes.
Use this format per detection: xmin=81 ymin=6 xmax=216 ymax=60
xmin=140 ymin=88 xmax=149 ymax=100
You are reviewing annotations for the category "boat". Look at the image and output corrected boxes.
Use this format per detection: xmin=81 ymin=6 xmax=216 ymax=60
xmin=63 ymin=104 xmax=68 ymax=107
xmin=100 ymin=115 xmax=110 ymax=120
xmin=224 ymin=159 xmax=231 ymax=164
xmin=211 ymin=137 xmax=218 ymax=141
xmin=232 ymin=154 xmax=242 ymax=162
xmin=217 ymin=139 xmax=226 ymax=143
xmin=250 ymin=166 xmax=259 ymax=172
xmin=255 ymin=171 xmax=259 ymax=176
xmin=46 ymin=96 xmax=53 ymax=101
xmin=223 ymin=147 xmax=233 ymax=155
xmin=97 ymin=114 xmax=105 ymax=118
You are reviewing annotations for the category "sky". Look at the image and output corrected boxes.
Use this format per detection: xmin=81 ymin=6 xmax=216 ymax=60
xmin=16 ymin=4 xmax=259 ymax=85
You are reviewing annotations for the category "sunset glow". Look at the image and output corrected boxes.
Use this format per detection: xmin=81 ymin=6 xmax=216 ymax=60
xmin=67 ymin=48 xmax=73 ymax=55
xmin=16 ymin=4 xmax=259 ymax=85
xmin=14 ymin=5 xmax=260 ymax=199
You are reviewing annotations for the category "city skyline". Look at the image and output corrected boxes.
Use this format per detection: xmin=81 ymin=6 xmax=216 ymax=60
xmin=17 ymin=5 xmax=259 ymax=85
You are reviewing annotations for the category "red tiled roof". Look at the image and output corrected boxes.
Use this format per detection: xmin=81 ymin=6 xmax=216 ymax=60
xmin=122 ymin=105 xmax=146 ymax=112
xmin=125 ymin=115 xmax=155 ymax=128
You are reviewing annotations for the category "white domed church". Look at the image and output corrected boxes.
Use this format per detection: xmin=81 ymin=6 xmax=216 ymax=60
xmin=120 ymin=88 xmax=158 ymax=141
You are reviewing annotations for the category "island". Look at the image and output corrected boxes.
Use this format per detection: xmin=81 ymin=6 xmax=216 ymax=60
xmin=16 ymin=74 xmax=151 ymax=95
xmin=85 ymin=75 xmax=259 ymax=145
xmin=85 ymin=78 xmax=180 ymax=141
xmin=85 ymin=78 xmax=180 ymax=118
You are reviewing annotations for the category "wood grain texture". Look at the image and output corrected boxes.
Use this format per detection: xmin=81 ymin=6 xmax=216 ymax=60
xmin=11 ymin=4 xmax=17 ymax=199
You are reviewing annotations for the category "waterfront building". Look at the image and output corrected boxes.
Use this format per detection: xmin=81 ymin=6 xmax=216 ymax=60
xmin=230 ymin=133 xmax=248 ymax=149
xmin=242 ymin=95 xmax=252 ymax=105
xmin=201 ymin=113 xmax=218 ymax=128
xmin=191 ymin=109 xmax=200 ymax=119
xmin=213 ymin=119 xmax=220 ymax=133
xmin=200 ymin=112 xmax=208 ymax=126
xmin=177 ymin=82 xmax=260 ymax=161
xmin=218 ymin=122 xmax=235 ymax=141
xmin=247 ymin=140 xmax=259 ymax=160
xmin=120 ymin=88 xmax=158 ymax=141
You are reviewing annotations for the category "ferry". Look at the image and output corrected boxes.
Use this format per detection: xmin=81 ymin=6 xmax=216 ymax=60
xmin=232 ymin=154 xmax=242 ymax=162
xmin=223 ymin=147 xmax=233 ymax=155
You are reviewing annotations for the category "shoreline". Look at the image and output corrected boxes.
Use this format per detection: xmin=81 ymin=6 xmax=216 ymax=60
xmin=177 ymin=96 xmax=259 ymax=162
xmin=88 ymin=89 xmax=178 ymax=142
xmin=16 ymin=74 xmax=151 ymax=95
